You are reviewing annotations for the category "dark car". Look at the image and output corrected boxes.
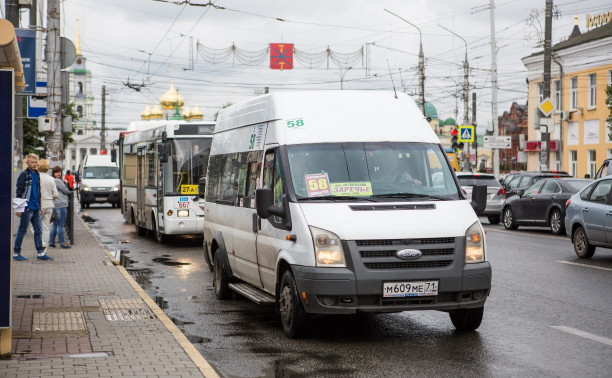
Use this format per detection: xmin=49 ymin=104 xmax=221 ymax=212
xmin=504 ymin=171 xmax=571 ymax=198
xmin=502 ymin=178 xmax=591 ymax=234
xmin=565 ymin=177 xmax=612 ymax=258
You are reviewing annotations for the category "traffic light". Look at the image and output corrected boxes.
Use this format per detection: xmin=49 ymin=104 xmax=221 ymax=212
xmin=101 ymin=149 xmax=107 ymax=155
xmin=451 ymin=128 xmax=459 ymax=150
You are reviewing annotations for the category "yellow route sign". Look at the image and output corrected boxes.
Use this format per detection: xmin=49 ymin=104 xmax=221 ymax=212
xmin=181 ymin=185 xmax=198 ymax=195
xmin=538 ymin=97 xmax=555 ymax=117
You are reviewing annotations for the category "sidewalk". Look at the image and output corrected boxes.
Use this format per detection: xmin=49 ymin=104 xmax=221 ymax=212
xmin=1 ymin=213 xmax=219 ymax=378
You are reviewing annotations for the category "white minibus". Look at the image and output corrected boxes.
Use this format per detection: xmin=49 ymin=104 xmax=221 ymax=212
xmin=203 ymin=91 xmax=490 ymax=338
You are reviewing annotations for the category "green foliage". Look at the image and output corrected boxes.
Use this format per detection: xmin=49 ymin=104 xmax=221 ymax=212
xmin=21 ymin=98 xmax=76 ymax=158
xmin=606 ymin=84 xmax=612 ymax=141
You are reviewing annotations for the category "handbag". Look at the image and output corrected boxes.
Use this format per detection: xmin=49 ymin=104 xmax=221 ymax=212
xmin=50 ymin=210 xmax=55 ymax=223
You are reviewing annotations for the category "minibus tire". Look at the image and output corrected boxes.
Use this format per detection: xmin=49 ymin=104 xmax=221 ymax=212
xmin=279 ymin=270 xmax=309 ymax=338
xmin=449 ymin=307 xmax=484 ymax=331
xmin=213 ymin=252 xmax=231 ymax=300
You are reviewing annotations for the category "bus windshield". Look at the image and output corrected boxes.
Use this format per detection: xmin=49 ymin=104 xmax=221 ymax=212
xmin=83 ymin=166 xmax=119 ymax=179
xmin=164 ymin=138 xmax=212 ymax=194
xmin=286 ymin=142 xmax=459 ymax=200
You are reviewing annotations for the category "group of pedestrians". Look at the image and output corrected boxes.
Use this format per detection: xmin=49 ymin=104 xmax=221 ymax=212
xmin=13 ymin=153 xmax=74 ymax=261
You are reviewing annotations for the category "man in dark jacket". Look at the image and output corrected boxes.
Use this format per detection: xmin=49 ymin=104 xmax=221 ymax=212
xmin=14 ymin=153 xmax=54 ymax=261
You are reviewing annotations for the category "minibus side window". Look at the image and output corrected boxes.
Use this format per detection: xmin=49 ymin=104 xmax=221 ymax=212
xmin=263 ymin=149 xmax=286 ymax=226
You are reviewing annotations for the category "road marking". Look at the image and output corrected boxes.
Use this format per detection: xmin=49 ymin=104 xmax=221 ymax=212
xmin=485 ymin=227 xmax=565 ymax=240
xmin=551 ymin=326 xmax=612 ymax=346
xmin=556 ymin=260 xmax=612 ymax=272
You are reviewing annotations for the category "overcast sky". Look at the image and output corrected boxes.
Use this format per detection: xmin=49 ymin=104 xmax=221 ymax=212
xmin=5 ymin=0 xmax=612 ymax=132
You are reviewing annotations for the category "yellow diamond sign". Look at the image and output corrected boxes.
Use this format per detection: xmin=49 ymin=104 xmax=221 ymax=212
xmin=538 ymin=97 xmax=555 ymax=117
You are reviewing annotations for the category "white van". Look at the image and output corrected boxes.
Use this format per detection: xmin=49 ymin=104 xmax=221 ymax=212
xmin=203 ymin=91 xmax=490 ymax=338
xmin=77 ymin=154 xmax=120 ymax=208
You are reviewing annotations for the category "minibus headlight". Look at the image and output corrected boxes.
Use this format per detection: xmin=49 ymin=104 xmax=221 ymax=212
xmin=112 ymin=185 xmax=120 ymax=191
xmin=309 ymin=226 xmax=346 ymax=267
xmin=81 ymin=184 xmax=90 ymax=191
xmin=465 ymin=221 xmax=485 ymax=263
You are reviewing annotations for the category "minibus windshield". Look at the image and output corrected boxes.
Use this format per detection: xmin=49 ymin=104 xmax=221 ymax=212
xmin=83 ymin=166 xmax=119 ymax=179
xmin=286 ymin=142 xmax=460 ymax=200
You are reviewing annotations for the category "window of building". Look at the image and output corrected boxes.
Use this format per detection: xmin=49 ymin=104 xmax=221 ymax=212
xmin=588 ymin=150 xmax=596 ymax=179
xmin=609 ymin=70 xmax=612 ymax=86
xmin=78 ymin=82 xmax=83 ymax=94
xmin=80 ymin=148 xmax=87 ymax=161
xmin=569 ymin=150 xmax=577 ymax=177
xmin=538 ymin=83 xmax=544 ymax=103
xmin=71 ymin=149 xmax=76 ymax=160
xmin=588 ymin=74 xmax=596 ymax=109
xmin=554 ymin=80 xmax=560 ymax=109
xmin=570 ymin=77 xmax=578 ymax=109
xmin=90 ymin=148 xmax=97 ymax=155
xmin=77 ymin=105 xmax=83 ymax=118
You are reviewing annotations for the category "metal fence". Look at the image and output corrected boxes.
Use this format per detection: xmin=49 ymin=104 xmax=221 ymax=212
xmin=64 ymin=191 xmax=74 ymax=245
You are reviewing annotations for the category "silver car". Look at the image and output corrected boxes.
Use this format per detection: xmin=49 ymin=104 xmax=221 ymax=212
xmin=565 ymin=177 xmax=612 ymax=258
xmin=456 ymin=172 xmax=505 ymax=224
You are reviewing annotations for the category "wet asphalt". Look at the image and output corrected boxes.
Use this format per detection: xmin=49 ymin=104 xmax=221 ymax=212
xmin=83 ymin=204 xmax=612 ymax=377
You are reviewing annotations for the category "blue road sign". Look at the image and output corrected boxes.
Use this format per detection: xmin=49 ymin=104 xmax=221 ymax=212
xmin=27 ymin=81 xmax=47 ymax=118
xmin=458 ymin=125 xmax=475 ymax=142
xmin=15 ymin=29 xmax=36 ymax=95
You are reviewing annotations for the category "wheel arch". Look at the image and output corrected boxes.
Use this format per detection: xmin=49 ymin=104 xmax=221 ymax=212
xmin=211 ymin=232 xmax=233 ymax=278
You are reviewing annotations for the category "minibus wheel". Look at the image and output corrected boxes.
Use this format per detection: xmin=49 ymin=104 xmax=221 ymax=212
xmin=449 ymin=307 xmax=484 ymax=331
xmin=213 ymin=252 xmax=231 ymax=300
xmin=279 ymin=270 xmax=309 ymax=338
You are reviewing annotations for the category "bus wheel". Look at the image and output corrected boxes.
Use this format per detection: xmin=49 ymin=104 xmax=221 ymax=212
xmin=153 ymin=217 xmax=167 ymax=244
xmin=279 ymin=270 xmax=310 ymax=338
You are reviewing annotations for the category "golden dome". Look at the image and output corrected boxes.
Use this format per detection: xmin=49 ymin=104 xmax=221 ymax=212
xmin=182 ymin=106 xmax=191 ymax=120
xmin=140 ymin=104 xmax=151 ymax=120
xmin=190 ymin=104 xmax=203 ymax=121
xmin=150 ymin=104 xmax=163 ymax=119
xmin=160 ymin=82 xmax=184 ymax=110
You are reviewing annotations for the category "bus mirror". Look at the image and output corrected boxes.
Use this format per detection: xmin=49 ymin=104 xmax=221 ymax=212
xmin=471 ymin=185 xmax=487 ymax=214
xmin=158 ymin=143 xmax=168 ymax=163
xmin=111 ymin=149 xmax=117 ymax=163
xmin=256 ymin=188 xmax=284 ymax=219
xmin=198 ymin=177 xmax=206 ymax=196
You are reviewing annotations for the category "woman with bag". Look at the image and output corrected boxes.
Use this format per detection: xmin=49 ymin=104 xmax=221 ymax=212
xmin=49 ymin=166 xmax=72 ymax=249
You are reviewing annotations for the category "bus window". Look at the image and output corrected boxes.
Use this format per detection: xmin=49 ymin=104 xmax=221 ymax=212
xmin=164 ymin=139 xmax=212 ymax=194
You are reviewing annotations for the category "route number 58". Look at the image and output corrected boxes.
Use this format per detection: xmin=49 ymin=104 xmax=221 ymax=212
xmin=287 ymin=119 xmax=304 ymax=128
xmin=308 ymin=178 xmax=328 ymax=191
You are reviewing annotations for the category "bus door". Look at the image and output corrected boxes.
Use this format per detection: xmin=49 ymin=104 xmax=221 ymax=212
xmin=157 ymin=143 xmax=165 ymax=231
xmin=137 ymin=147 xmax=145 ymax=227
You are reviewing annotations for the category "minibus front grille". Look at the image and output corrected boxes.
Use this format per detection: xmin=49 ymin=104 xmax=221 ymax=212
xmin=360 ymin=249 xmax=454 ymax=258
xmin=356 ymin=238 xmax=455 ymax=246
xmin=350 ymin=204 xmax=436 ymax=211
xmin=364 ymin=261 xmax=451 ymax=269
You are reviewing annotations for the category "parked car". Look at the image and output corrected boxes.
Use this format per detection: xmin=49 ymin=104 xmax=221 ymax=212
xmin=456 ymin=172 xmax=505 ymax=224
xmin=502 ymin=178 xmax=591 ymax=234
xmin=565 ymin=177 xmax=612 ymax=258
xmin=503 ymin=171 xmax=570 ymax=198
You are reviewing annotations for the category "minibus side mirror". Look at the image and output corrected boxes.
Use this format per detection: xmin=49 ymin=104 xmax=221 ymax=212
xmin=158 ymin=143 xmax=169 ymax=163
xmin=470 ymin=184 xmax=487 ymax=214
xmin=256 ymin=188 xmax=284 ymax=219
xmin=111 ymin=149 xmax=117 ymax=163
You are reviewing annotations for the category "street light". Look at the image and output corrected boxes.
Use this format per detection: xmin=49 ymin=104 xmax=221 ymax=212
xmin=384 ymin=9 xmax=425 ymax=114
xmin=439 ymin=25 xmax=469 ymax=125
xmin=340 ymin=66 xmax=352 ymax=90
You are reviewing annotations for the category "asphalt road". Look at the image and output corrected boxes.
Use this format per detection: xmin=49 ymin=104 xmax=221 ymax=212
xmin=83 ymin=204 xmax=612 ymax=377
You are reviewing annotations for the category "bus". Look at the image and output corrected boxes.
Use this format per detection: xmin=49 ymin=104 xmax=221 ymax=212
xmin=117 ymin=120 xmax=214 ymax=243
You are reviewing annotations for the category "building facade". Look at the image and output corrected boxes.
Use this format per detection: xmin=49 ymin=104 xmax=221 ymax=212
xmin=498 ymin=102 xmax=528 ymax=170
xmin=522 ymin=15 xmax=612 ymax=177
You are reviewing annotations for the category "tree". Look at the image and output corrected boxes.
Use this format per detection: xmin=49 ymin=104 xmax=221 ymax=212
xmin=21 ymin=98 xmax=75 ymax=159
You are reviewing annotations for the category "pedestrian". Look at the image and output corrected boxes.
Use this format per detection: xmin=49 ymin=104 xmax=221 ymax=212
xmin=49 ymin=166 xmax=72 ymax=249
xmin=13 ymin=153 xmax=54 ymax=261
xmin=38 ymin=159 xmax=59 ymax=250
xmin=64 ymin=169 xmax=75 ymax=190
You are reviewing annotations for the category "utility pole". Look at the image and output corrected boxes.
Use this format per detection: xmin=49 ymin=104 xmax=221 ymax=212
xmin=384 ymin=9 xmax=425 ymax=114
xmin=541 ymin=0 xmax=553 ymax=171
xmin=100 ymin=86 xmax=106 ymax=152
xmin=46 ymin=0 xmax=62 ymax=167
xmin=490 ymin=0 xmax=499 ymax=179
xmin=473 ymin=93 xmax=479 ymax=171
xmin=5 ymin=0 xmax=23 ymax=171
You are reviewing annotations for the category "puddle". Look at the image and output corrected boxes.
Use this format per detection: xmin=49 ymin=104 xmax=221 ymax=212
xmin=152 ymin=257 xmax=190 ymax=266
xmin=133 ymin=275 xmax=153 ymax=291
xmin=82 ymin=215 xmax=96 ymax=222
xmin=185 ymin=335 xmax=210 ymax=344
xmin=155 ymin=296 xmax=169 ymax=310
xmin=251 ymin=347 xmax=282 ymax=354
xmin=171 ymin=318 xmax=194 ymax=326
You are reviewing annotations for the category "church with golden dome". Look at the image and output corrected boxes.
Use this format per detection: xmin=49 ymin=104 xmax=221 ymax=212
xmin=140 ymin=82 xmax=203 ymax=122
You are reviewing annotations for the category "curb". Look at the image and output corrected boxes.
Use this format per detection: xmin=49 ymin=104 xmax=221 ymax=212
xmin=78 ymin=212 xmax=220 ymax=378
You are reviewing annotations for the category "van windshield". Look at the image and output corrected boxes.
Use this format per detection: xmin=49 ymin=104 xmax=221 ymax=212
xmin=83 ymin=166 xmax=119 ymax=179
xmin=286 ymin=142 xmax=460 ymax=200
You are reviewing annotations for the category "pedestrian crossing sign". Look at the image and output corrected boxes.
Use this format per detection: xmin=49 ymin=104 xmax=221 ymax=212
xmin=458 ymin=125 xmax=474 ymax=142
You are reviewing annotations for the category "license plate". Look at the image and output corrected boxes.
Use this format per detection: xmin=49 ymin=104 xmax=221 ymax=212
xmin=95 ymin=197 xmax=106 ymax=201
xmin=383 ymin=281 xmax=438 ymax=298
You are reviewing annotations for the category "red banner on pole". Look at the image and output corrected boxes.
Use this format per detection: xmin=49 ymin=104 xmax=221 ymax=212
xmin=270 ymin=43 xmax=293 ymax=70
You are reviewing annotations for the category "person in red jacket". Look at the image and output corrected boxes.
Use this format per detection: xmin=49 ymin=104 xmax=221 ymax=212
xmin=64 ymin=170 xmax=75 ymax=190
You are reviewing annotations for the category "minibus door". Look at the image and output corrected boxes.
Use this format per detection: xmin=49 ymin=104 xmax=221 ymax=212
xmin=255 ymin=147 xmax=290 ymax=293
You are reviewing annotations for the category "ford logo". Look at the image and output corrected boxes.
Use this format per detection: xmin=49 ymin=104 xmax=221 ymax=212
xmin=396 ymin=249 xmax=422 ymax=260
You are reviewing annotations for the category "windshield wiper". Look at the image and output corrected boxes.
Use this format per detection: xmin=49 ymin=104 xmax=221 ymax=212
xmin=371 ymin=193 xmax=449 ymax=201
xmin=298 ymin=195 xmax=376 ymax=202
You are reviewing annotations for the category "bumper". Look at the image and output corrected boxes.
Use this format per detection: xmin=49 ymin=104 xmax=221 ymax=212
xmin=292 ymin=262 xmax=491 ymax=315
xmin=162 ymin=215 xmax=204 ymax=235
xmin=80 ymin=190 xmax=120 ymax=204
xmin=478 ymin=201 xmax=503 ymax=216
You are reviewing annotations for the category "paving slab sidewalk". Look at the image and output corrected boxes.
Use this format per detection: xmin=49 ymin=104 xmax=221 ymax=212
xmin=1 ymin=212 xmax=219 ymax=378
